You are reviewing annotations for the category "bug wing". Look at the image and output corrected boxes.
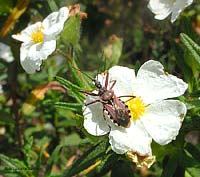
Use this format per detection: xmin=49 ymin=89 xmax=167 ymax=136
xmin=104 ymin=104 xmax=118 ymax=124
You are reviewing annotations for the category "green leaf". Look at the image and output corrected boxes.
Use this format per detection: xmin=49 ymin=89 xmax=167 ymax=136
xmin=55 ymin=76 xmax=85 ymax=103
xmin=0 ymin=110 xmax=15 ymax=125
xmin=61 ymin=133 xmax=82 ymax=146
xmin=23 ymin=136 xmax=33 ymax=167
xmin=180 ymin=33 xmax=200 ymax=76
xmin=185 ymin=144 xmax=200 ymax=163
xmin=67 ymin=59 xmax=92 ymax=90
xmin=161 ymin=154 xmax=178 ymax=177
xmin=96 ymin=152 xmax=118 ymax=176
xmin=178 ymin=150 xmax=200 ymax=168
xmin=0 ymin=0 xmax=14 ymax=15
xmin=45 ymin=144 xmax=64 ymax=176
xmin=45 ymin=101 xmax=82 ymax=112
xmin=111 ymin=160 xmax=133 ymax=177
xmin=182 ymin=116 xmax=200 ymax=132
xmin=61 ymin=15 xmax=81 ymax=46
xmin=186 ymin=100 xmax=200 ymax=110
xmin=35 ymin=137 xmax=50 ymax=176
xmin=47 ymin=0 xmax=58 ymax=12
xmin=61 ymin=139 xmax=109 ymax=177
xmin=190 ymin=90 xmax=200 ymax=97
xmin=172 ymin=42 xmax=193 ymax=92
xmin=185 ymin=167 xmax=200 ymax=177
xmin=0 ymin=154 xmax=33 ymax=177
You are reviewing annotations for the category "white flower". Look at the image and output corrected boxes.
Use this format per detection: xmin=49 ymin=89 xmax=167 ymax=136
xmin=83 ymin=60 xmax=188 ymax=167
xmin=12 ymin=7 xmax=69 ymax=74
xmin=148 ymin=0 xmax=193 ymax=23
xmin=0 ymin=42 xmax=14 ymax=62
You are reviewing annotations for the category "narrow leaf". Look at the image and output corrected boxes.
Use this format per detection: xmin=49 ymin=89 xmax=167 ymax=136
xmin=45 ymin=144 xmax=64 ymax=176
xmin=161 ymin=155 xmax=178 ymax=177
xmin=180 ymin=33 xmax=200 ymax=67
xmin=61 ymin=139 xmax=109 ymax=177
xmin=47 ymin=0 xmax=58 ymax=11
xmin=46 ymin=101 xmax=82 ymax=112
xmin=23 ymin=136 xmax=33 ymax=167
xmin=55 ymin=76 xmax=85 ymax=102
xmin=0 ymin=154 xmax=33 ymax=177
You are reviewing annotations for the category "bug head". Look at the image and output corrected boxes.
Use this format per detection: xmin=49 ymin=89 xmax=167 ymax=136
xmin=93 ymin=79 xmax=102 ymax=89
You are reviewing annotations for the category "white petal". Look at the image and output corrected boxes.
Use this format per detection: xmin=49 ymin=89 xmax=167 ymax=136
xmin=20 ymin=43 xmax=42 ymax=74
xmin=0 ymin=42 xmax=14 ymax=62
xmin=12 ymin=22 xmax=42 ymax=42
xmin=28 ymin=40 xmax=56 ymax=61
xmin=83 ymin=95 xmax=110 ymax=136
xmin=148 ymin=0 xmax=174 ymax=20
xmin=97 ymin=66 xmax=136 ymax=101
xmin=42 ymin=7 xmax=69 ymax=37
xmin=171 ymin=0 xmax=193 ymax=23
xmin=109 ymin=120 xmax=152 ymax=155
xmin=141 ymin=100 xmax=186 ymax=145
xmin=136 ymin=60 xmax=188 ymax=104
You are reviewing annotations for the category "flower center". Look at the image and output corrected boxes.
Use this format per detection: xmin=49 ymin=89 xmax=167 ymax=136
xmin=31 ymin=27 xmax=44 ymax=43
xmin=126 ymin=97 xmax=145 ymax=120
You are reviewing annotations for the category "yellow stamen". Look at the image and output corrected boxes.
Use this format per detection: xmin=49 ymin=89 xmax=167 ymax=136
xmin=31 ymin=27 xmax=44 ymax=43
xmin=126 ymin=97 xmax=145 ymax=120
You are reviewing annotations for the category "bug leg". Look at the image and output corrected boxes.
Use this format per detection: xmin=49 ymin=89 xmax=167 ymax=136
xmin=117 ymin=95 xmax=136 ymax=102
xmin=85 ymin=99 xmax=101 ymax=106
xmin=104 ymin=71 xmax=109 ymax=89
xmin=103 ymin=107 xmax=111 ymax=130
xmin=80 ymin=90 xmax=99 ymax=96
xmin=109 ymin=80 xmax=116 ymax=90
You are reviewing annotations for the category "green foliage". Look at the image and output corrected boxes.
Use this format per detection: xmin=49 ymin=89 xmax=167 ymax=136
xmin=61 ymin=15 xmax=81 ymax=47
xmin=180 ymin=33 xmax=200 ymax=78
xmin=62 ymin=139 xmax=109 ymax=176
xmin=0 ymin=0 xmax=14 ymax=15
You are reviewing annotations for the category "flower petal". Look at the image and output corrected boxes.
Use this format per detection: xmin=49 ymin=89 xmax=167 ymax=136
xmin=12 ymin=22 xmax=42 ymax=42
xmin=148 ymin=0 xmax=174 ymax=20
xmin=109 ymin=120 xmax=152 ymax=155
xmin=136 ymin=60 xmax=188 ymax=104
xmin=20 ymin=43 xmax=42 ymax=74
xmin=83 ymin=95 xmax=110 ymax=136
xmin=97 ymin=66 xmax=136 ymax=100
xmin=171 ymin=0 xmax=193 ymax=23
xmin=140 ymin=100 xmax=186 ymax=145
xmin=28 ymin=40 xmax=56 ymax=61
xmin=42 ymin=7 xmax=69 ymax=37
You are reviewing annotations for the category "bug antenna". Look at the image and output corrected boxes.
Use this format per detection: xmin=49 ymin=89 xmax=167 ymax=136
xmin=71 ymin=66 xmax=95 ymax=81
xmin=103 ymin=53 xmax=107 ymax=72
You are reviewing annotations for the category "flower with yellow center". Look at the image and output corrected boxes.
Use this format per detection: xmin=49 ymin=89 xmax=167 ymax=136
xmin=83 ymin=60 xmax=188 ymax=168
xmin=126 ymin=97 xmax=146 ymax=120
xmin=148 ymin=0 xmax=193 ymax=23
xmin=31 ymin=27 xmax=44 ymax=44
xmin=12 ymin=7 xmax=69 ymax=74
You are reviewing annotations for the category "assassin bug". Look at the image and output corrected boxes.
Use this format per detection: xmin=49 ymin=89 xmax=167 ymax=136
xmin=80 ymin=70 xmax=132 ymax=128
